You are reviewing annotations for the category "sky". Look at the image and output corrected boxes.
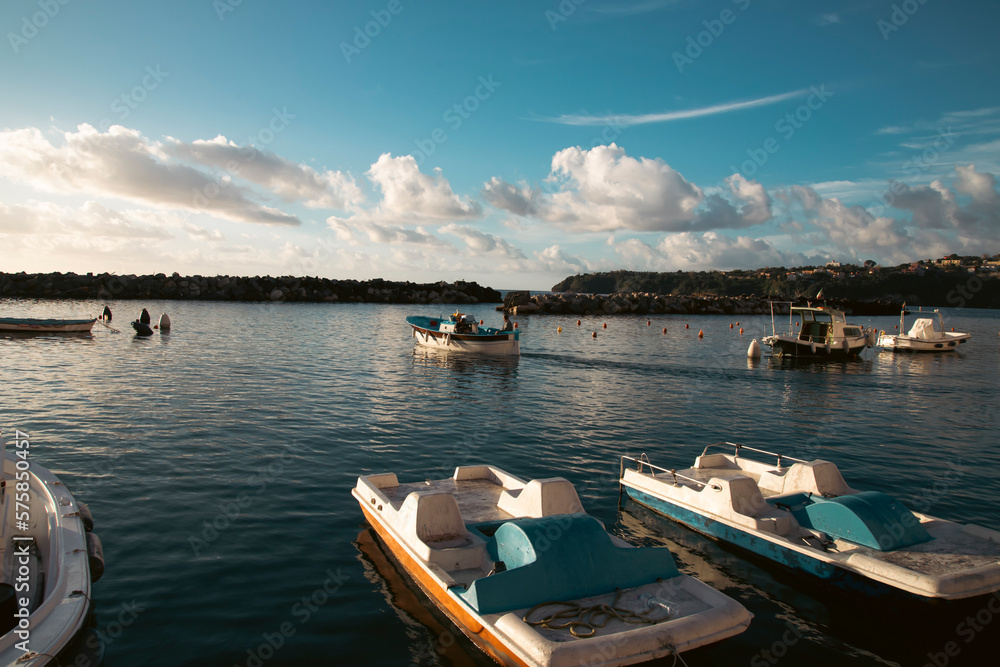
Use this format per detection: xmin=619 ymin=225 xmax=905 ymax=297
xmin=1 ymin=0 xmax=999 ymax=290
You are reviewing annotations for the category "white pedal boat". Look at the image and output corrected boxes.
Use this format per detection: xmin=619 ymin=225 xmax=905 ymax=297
xmin=1 ymin=430 xmax=105 ymax=665
xmin=619 ymin=443 xmax=1000 ymax=600
xmin=353 ymin=465 xmax=751 ymax=666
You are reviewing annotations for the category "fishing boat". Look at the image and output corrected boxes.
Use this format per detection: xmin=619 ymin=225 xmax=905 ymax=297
xmin=406 ymin=313 xmax=519 ymax=356
xmin=0 ymin=318 xmax=96 ymax=334
xmin=619 ymin=442 xmax=1000 ymax=600
xmin=353 ymin=465 xmax=752 ymax=666
xmin=761 ymin=302 xmax=874 ymax=358
xmin=0 ymin=430 xmax=105 ymax=665
xmin=877 ymin=307 xmax=971 ymax=352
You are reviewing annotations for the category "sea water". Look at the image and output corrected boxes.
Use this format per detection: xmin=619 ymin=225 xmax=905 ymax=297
xmin=1 ymin=298 xmax=999 ymax=666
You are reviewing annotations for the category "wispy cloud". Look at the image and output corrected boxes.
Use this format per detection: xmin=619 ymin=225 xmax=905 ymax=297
xmin=590 ymin=0 xmax=682 ymax=16
xmin=536 ymin=89 xmax=809 ymax=127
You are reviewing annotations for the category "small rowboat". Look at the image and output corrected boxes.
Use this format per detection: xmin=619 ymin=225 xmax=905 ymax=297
xmin=353 ymin=465 xmax=751 ymax=666
xmin=0 ymin=318 xmax=97 ymax=333
xmin=407 ymin=313 xmax=519 ymax=355
xmin=619 ymin=442 xmax=1000 ymax=600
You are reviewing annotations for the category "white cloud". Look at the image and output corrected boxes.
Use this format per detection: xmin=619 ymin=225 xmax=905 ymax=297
xmin=0 ymin=124 xmax=299 ymax=226
xmin=365 ymin=153 xmax=482 ymax=222
xmin=440 ymin=224 xmax=525 ymax=258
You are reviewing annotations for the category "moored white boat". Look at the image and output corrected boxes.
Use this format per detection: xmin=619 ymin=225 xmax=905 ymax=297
xmin=407 ymin=313 xmax=519 ymax=355
xmin=353 ymin=465 xmax=751 ymax=666
xmin=0 ymin=430 xmax=105 ymax=665
xmin=761 ymin=302 xmax=874 ymax=359
xmin=878 ymin=307 xmax=971 ymax=352
xmin=0 ymin=318 xmax=96 ymax=334
xmin=619 ymin=443 xmax=1000 ymax=600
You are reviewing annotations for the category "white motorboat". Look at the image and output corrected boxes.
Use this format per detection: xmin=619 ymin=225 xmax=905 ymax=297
xmin=619 ymin=442 xmax=1000 ymax=600
xmin=0 ymin=430 xmax=105 ymax=665
xmin=353 ymin=465 xmax=751 ymax=666
xmin=878 ymin=307 xmax=971 ymax=352
xmin=761 ymin=302 xmax=875 ymax=359
xmin=0 ymin=318 xmax=96 ymax=334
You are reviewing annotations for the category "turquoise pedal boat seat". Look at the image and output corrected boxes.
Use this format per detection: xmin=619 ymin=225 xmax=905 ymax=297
xmin=457 ymin=514 xmax=680 ymax=615
xmin=767 ymin=491 xmax=931 ymax=551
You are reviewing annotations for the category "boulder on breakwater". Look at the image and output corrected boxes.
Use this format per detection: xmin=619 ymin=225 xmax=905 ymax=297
xmin=0 ymin=272 xmax=501 ymax=305
xmin=504 ymin=292 xmax=900 ymax=317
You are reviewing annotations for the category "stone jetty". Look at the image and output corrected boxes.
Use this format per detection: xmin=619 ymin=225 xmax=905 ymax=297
xmin=503 ymin=291 xmax=899 ymax=316
xmin=0 ymin=272 xmax=501 ymax=305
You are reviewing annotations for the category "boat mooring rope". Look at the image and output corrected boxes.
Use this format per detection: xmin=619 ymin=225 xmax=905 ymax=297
xmin=96 ymin=319 xmax=121 ymax=333
xmin=523 ymin=588 xmax=661 ymax=638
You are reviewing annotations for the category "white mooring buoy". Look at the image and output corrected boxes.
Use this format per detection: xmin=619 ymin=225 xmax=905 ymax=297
xmin=158 ymin=313 xmax=171 ymax=331
xmin=747 ymin=338 xmax=761 ymax=358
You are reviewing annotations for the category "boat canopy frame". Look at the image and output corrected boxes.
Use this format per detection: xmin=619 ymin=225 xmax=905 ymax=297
xmin=698 ymin=441 xmax=811 ymax=470
xmin=620 ymin=454 xmax=723 ymax=491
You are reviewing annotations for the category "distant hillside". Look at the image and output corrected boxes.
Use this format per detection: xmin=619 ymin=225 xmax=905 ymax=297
xmin=551 ymin=267 xmax=1000 ymax=309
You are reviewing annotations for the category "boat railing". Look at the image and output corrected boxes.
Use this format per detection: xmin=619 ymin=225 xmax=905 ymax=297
xmin=619 ymin=454 xmax=722 ymax=491
xmin=699 ymin=441 xmax=810 ymax=469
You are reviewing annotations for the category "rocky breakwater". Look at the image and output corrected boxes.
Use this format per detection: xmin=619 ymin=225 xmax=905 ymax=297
xmin=0 ymin=272 xmax=501 ymax=305
xmin=505 ymin=292 xmax=899 ymax=316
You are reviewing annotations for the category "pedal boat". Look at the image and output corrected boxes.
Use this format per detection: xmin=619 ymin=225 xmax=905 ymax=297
xmin=353 ymin=465 xmax=751 ymax=666
xmin=878 ymin=307 xmax=971 ymax=352
xmin=761 ymin=303 xmax=874 ymax=358
xmin=619 ymin=443 xmax=1000 ymax=600
xmin=406 ymin=313 xmax=519 ymax=356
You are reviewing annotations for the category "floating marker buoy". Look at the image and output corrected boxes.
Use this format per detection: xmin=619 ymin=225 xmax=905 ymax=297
xmin=736 ymin=321 xmax=740 ymax=325
xmin=698 ymin=329 xmax=704 ymax=338
xmin=685 ymin=324 xmax=689 ymax=329
xmin=739 ymin=328 xmax=744 ymax=334
xmin=647 ymin=321 xmax=650 ymax=326
xmin=603 ymin=323 xmax=607 ymax=329
xmin=747 ymin=339 xmax=762 ymax=358
xmin=557 ymin=326 xmax=562 ymax=333
xmin=158 ymin=313 xmax=171 ymax=331
xmin=480 ymin=319 xmax=484 ymax=325
xmin=795 ymin=322 xmax=799 ymax=327
xmin=951 ymin=327 xmax=955 ymax=331
xmin=514 ymin=322 xmax=519 ymax=329
xmin=577 ymin=320 xmax=581 ymax=326
xmin=101 ymin=305 xmax=112 ymax=321
xmin=592 ymin=331 xmax=597 ymax=338
xmin=139 ymin=308 xmax=150 ymax=325
xmin=730 ymin=323 xmax=733 ymax=329
xmin=662 ymin=328 xmax=667 ymax=334
xmin=895 ymin=325 xmax=898 ymax=329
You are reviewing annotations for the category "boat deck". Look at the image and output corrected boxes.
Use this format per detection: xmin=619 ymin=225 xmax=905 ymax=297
xmin=382 ymin=477 xmax=515 ymax=524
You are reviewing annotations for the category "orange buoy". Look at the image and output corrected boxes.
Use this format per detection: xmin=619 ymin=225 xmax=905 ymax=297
xmin=647 ymin=321 xmax=651 ymax=326
xmin=685 ymin=324 xmax=689 ymax=329
xmin=577 ymin=320 xmax=581 ymax=326
xmin=592 ymin=331 xmax=597 ymax=337
xmin=514 ymin=322 xmax=519 ymax=329
xmin=603 ymin=322 xmax=607 ymax=329
xmin=698 ymin=329 xmax=704 ymax=338
xmin=480 ymin=319 xmax=484 ymax=325
xmin=730 ymin=323 xmax=733 ymax=329
xmin=739 ymin=327 xmax=744 ymax=334
xmin=736 ymin=321 xmax=740 ymax=325
xmin=951 ymin=327 xmax=955 ymax=331
xmin=557 ymin=326 xmax=562 ymax=333
xmin=662 ymin=328 xmax=667 ymax=334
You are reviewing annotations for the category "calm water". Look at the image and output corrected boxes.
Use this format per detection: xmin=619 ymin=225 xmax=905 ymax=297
xmin=2 ymin=298 xmax=999 ymax=667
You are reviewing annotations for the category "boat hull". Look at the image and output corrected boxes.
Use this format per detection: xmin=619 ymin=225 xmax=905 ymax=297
xmin=764 ymin=335 xmax=867 ymax=359
xmin=0 ymin=318 xmax=96 ymax=333
xmin=878 ymin=333 xmax=971 ymax=352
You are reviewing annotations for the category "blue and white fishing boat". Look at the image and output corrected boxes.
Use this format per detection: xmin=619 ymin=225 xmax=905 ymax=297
xmin=619 ymin=443 xmax=1000 ymax=600
xmin=406 ymin=313 xmax=519 ymax=355
xmin=761 ymin=302 xmax=875 ymax=358
xmin=354 ymin=465 xmax=751 ymax=667
xmin=0 ymin=318 xmax=96 ymax=333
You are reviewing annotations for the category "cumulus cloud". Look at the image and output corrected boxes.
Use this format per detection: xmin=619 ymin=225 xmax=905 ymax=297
xmin=0 ymin=200 xmax=174 ymax=239
xmin=167 ymin=135 xmax=364 ymax=210
xmin=440 ymin=224 xmax=526 ymax=259
xmin=607 ymin=232 xmax=812 ymax=272
xmin=0 ymin=124 xmax=299 ymax=226
xmin=366 ymin=153 xmax=481 ymax=222
xmin=484 ymin=144 xmax=772 ymax=233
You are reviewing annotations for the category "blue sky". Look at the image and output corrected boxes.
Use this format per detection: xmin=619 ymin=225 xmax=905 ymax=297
xmin=1 ymin=0 xmax=999 ymax=289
